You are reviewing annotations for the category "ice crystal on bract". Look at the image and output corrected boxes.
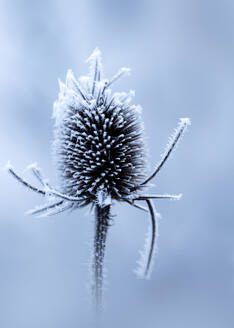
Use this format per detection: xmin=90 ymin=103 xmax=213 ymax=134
xmin=53 ymin=49 xmax=146 ymax=207
xmin=6 ymin=49 xmax=191 ymax=312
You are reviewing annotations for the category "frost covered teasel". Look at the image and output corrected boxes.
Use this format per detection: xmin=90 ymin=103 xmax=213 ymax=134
xmin=7 ymin=49 xmax=191 ymax=311
xmin=53 ymin=49 xmax=146 ymax=206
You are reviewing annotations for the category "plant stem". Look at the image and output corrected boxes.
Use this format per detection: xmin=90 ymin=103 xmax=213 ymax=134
xmin=93 ymin=204 xmax=111 ymax=312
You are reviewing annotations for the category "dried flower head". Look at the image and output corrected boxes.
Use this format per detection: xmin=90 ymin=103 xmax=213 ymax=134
xmin=6 ymin=49 xmax=190 ymax=311
xmin=53 ymin=48 xmax=146 ymax=207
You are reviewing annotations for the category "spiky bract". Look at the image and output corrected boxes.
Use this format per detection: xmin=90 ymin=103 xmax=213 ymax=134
xmin=53 ymin=49 xmax=146 ymax=206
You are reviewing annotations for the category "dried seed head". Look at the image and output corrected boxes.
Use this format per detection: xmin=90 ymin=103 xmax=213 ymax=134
xmin=53 ymin=49 xmax=146 ymax=205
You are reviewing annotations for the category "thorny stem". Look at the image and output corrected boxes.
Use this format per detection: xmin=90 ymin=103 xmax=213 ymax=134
xmin=7 ymin=167 xmax=86 ymax=202
xmin=134 ymin=194 xmax=182 ymax=201
xmin=27 ymin=200 xmax=64 ymax=216
xmin=8 ymin=168 xmax=46 ymax=195
xmin=92 ymin=55 xmax=99 ymax=95
xmin=124 ymin=199 xmax=148 ymax=212
xmin=93 ymin=204 xmax=111 ymax=312
xmin=141 ymin=118 xmax=190 ymax=187
xmin=145 ymin=199 xmax=157 ymax=277
xmin=69 ymin=74 xmax=89 ymax=103
xmin=30 ymin=165 xmax=51 ymax=188
xmin=105 ymin=67 xmax=130 ymax=89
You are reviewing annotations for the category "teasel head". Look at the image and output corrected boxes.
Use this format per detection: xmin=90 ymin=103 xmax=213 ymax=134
xmin=6 ymin=49 xmax=191 ymax=312
xmin=53 ymin=48 xmax=147 ymax=209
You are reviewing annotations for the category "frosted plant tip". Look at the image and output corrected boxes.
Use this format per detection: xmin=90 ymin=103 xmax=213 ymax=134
xmin=174 ymin=193 xmax=182 ymax=200
xmin=86 ymin=47 xmax=101 ymax=63
xmin=3 ymin=161 xmax=13 ymax=171
xmin=25 ymin=208 xmax=35 ymax=216
xmin=180 ymin=118 xmax=191 ymax=126
xmin=120 ymin=67 xmax=131 ymax=75
xmin=66 ymin=69 xmax=75 ymax=80
xmin=26 ymin=162 xmax=38 ymax=171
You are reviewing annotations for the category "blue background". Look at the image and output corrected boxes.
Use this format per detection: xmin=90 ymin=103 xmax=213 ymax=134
xmin=0 ymin=1 xmax=234 ymax=327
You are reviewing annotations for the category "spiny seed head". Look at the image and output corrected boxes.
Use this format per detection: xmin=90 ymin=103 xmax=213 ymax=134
xmin=53 ymin=49 xmax=146 ymax=206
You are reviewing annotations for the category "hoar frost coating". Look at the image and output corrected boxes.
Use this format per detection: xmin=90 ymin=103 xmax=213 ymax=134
xmin=53 ymin=49 xmax=146 ymax=207
xmin=7 ymin=48 xmax=190 ymax=312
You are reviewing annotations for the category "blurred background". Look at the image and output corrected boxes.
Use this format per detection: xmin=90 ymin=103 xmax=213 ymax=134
xmin=0 ymin=0 xmax=234 ymax=327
